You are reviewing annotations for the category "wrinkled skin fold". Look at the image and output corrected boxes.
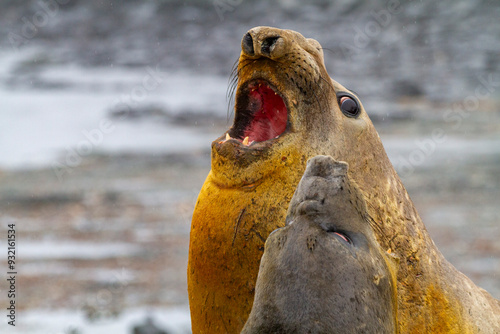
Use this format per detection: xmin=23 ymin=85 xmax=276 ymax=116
xmin=187 ymin=26 xmax=500 ymax=333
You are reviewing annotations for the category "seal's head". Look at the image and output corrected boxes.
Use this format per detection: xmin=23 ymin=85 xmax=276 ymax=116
xmin=242 ymin=156 xmax=399 ymax=333
xmin=190 ymin=27 xmax=401 ymax=333
xmin=211 ymin=26 xmax=379 ymax=188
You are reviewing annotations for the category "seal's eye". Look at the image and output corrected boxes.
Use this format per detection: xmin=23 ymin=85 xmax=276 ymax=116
xmin=339 ymin=95 xmax=360 ymax=118
xmin=329 ymin=231 xmax=353 ymax=245
xmin=335 ymin=232 xmax=352 ymax=244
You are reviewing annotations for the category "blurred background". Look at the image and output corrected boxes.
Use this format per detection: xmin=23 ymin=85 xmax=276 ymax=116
xmin=0 ymin=0 xmax=499 ymax=333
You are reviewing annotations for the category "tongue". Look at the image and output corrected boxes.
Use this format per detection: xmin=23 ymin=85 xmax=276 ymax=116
xmin=243 ymin=83 xmax=287 ymax=143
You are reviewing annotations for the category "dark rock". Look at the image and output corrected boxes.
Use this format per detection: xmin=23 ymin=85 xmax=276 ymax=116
xmin=132 ymin=317 xmax=169 ymax=334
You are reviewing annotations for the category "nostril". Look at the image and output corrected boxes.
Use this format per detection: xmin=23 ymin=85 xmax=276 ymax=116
xmin=261 ymin=36 xmax=280 ymax=56
xmin=242 ymin=32 xmax=254 ymax=56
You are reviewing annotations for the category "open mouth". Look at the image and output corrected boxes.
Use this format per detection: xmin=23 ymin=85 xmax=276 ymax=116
xmin=224 ymin=79 xmax=288 ymax=146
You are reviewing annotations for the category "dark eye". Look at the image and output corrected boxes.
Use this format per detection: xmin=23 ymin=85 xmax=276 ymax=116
xmin=339 ymin=95 xmax=360 ymax=118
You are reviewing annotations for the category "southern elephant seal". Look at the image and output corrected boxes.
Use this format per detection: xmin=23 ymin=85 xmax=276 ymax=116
xmin=187 ymin=26 xmax=500 ymax=333
xmin=242 ymin=155 xmax=399 ymax=334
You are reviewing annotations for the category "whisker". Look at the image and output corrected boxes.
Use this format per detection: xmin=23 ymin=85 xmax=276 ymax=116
xmin=226 ymin=58 xmax=240 ymax=105
xmin=344 ymin=87 xmax=360 ymax=97
xmin=320 ymin=47 xmax=337 ymax=56
xmin=317 ymin=72 xmax=336 ymax=95
xmin=226 ymin=59 xmax=256 ymax=121
xmin=310 ymin=89 xmax=324 ymax=114
xmin=315 ymin=73 xmax=336 ymax=111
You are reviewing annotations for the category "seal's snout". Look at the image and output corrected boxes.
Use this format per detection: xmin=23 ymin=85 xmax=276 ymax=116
xmin=286 ymin=156 xmax=350 ymax=225
xmin=242 ymin=27 xmax=286 ymax=59
xmin=296 ymin=200 xmax=323 ymax=216
xmin=305 ymin=155 xmax=348 ymax=179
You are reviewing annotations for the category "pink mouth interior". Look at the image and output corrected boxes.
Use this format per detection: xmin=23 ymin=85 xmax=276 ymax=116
xmin=242 ymin=81 xmax=288 ymax=143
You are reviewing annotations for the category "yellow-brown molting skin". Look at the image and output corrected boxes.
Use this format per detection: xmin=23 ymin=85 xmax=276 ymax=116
xmin=187 ymin=26 xmax=500 ymax=333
